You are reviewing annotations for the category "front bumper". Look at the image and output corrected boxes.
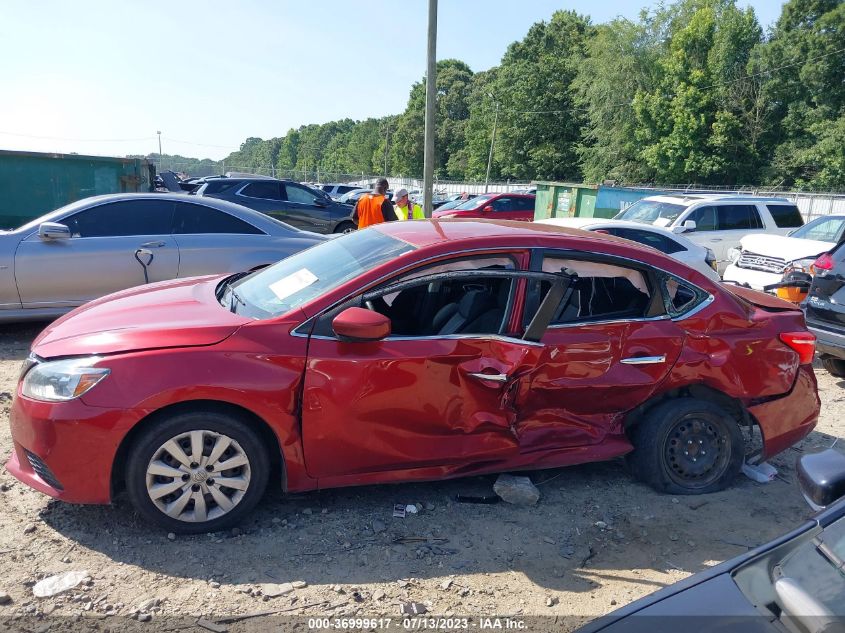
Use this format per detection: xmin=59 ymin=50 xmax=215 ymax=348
xmin=806 ymin=318 xmax=845 ymax=360
xmin=6 ymin=392 xmax=144 ymax=504
xmin=749 ymin=365 xmax=820 ymax=460
xmin=722 ymin=264 xmax=780 ymax=291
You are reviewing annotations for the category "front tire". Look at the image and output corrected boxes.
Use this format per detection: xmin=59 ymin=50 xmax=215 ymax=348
xmin=125 ymin=410 xmax=270 ymax=534
xmin=334 ymin=221 xmax=356 ymax=234
xmin=821 ymin=356 xmax=845 ymax=378
xmin=627 ymin=398 xmax=743 ymax=495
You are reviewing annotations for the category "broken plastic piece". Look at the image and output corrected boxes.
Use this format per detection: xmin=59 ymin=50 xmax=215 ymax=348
xmin=405 ymin=504 xmax=418 ymax=514
xmin=742 ymin=460 xmax=778 ymax=483
xmin=393 ymin=504 xmax=406 ymax=518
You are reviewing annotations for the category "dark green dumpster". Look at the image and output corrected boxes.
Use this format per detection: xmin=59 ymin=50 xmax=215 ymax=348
xmin=0 ymin=150 xmax=153 ymax=229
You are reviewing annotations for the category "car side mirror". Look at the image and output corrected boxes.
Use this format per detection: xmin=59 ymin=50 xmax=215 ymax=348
xmin=38 ymin=222 xmax=71 ymax=240
xmin=313 ymin=197 xmax=328 ymax=208
xmin=673 ymin=220 xmax=696 ymax=234
xmin=332 ymin=307 xmax=391 ymax=342
xmin=483 ymin=205 xmax=494 ymax=213
xmin=797 ymin=448 xmax=845 ymax=510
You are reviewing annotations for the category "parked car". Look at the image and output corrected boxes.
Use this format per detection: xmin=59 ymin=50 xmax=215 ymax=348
xmin=195 ymin=178 xmax=356 ymax=234
xmin=319 ymin=183 xmax=361 ymax=201
xmin=802 ymin=241 xmax=845 ymax=378
xmin=433 ymin=193 xmax=478 ymax=210
xmin=432 ymin=193 xmax=536 ymax=221
xmin=536 ymin=217 xmax=720 ymax=282
xmin=0 ymin=193 xmax=325 ymax=323
xmin=577 ymin=447 xmax=845 ymax=632
xmin=340 ymin=189 xmax=394 ymax=205
xmin=614 ymin=195 xmax=804 ymax=273
xmin=7 ymin=219 xmax=820 ymax=532
xmin=723 ymin=214 xmax=845 ymax=296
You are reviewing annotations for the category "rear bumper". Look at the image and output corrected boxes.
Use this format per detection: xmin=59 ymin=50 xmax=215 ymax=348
xmin=722 ymin=264 xmax=780 ymax=291
xmin=806 ymin=319 xmax=845 ymax=360
xmin=749 ymin=365 xmax=820 ymax=460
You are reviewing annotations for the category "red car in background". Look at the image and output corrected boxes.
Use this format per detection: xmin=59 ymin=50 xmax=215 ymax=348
xmin=7 ymin=220 xmax=819 ymax=533
xmin=432 ymin=192 xmax=536 ymax=221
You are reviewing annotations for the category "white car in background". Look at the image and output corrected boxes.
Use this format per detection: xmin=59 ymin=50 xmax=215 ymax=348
xmin=723 ymin=215 xmax=845 ymax=290
xmin=613 ymin=194 xmax=804 ymax=273
xmin=536 ymin=217 xmax=721 ymax=281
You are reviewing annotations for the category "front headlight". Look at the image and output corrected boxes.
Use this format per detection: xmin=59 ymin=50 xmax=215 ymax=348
xmin=786 ymin=257 xmax=817 ymax=274
xmin=727 ymin=247 xmax=741 ymax=264
xmin=21 ymin=357 xmax=110 ymax=402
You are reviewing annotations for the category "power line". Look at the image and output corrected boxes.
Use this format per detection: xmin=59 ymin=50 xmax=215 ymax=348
xmin=0 ymin=131 xmax=155 ymax=143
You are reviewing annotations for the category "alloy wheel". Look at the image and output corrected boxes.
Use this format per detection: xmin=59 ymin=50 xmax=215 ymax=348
xmin=145 ymin=429 xmax=251 ymax=523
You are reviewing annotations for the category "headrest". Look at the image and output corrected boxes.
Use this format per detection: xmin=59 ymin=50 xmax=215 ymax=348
xmin=458 ymin=290 xmax=496 ymax=319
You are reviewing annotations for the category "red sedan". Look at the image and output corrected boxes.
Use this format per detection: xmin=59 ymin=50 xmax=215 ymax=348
xmin=432 ymin=193 xmax=535 ymax=221
xmin=7 ymin=220 xmax=819 ymax=533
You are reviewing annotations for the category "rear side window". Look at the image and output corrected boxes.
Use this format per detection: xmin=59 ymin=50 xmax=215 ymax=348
xmin=662 ymin=275 xmax=709 ymax=318
xmin=767 ymin=204 xmax=804 ymax=228
xmin=540 ymin=257 xmax=652 ymax=324
xmin=604 ymin=228 xmax=685 ymax=254
xmin=65 ymin=200 xmax=173 ymax=238
xmin=338 ymin=186 xmax=355 ymax=195
xmin=173 ymin=203 xmax=263 ymax=235
xmin=717 ymin=205 xmax=763 ymax=230
xmin=241 ymin=182 xmax=282 ymax=200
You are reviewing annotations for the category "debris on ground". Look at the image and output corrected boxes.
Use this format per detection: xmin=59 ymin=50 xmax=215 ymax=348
xmin=400 ymin=602 xmax=428 ymax=615
xmin=32 ymin=571 xmax=90 ymax=598
xmin=493 ymin=474 xmax=540 ymax=505
xmin=742 ymin=461 xmax=778 ymax=483
xmin=0 ymin=592 xmax=11 ymax=605
xmin=393 ymin=504 xmax=406 ymax=518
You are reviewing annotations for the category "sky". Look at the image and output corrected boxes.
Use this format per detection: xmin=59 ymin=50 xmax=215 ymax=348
xmin=0 ymin=0 xmax=785 ymax=162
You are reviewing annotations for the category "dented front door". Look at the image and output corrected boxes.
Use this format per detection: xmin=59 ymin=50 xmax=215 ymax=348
xmin=301 ymin=335 xmax=543 ymax=478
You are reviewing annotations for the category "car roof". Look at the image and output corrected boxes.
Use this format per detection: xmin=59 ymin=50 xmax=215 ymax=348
xmin=17 ymin=193 xmax=300 ymax=235
xmin=539 ymin=217 xmax=683 ymax=234
xmin=642 ymin=193 xmax=792 ymax=206
xmin=374 ymin=218 xmax=637 ymax=250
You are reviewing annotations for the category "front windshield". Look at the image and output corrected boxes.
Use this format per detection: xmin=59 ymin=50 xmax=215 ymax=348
xmin=227 ymin=229 xmax=414 ymax=319
xmin=616 ymin=200 xmax=687 ymax=225
xmin=791 ymin=216 xmax=845 ymax=242
xmin=454 ymin=194 xmax=495 ymax=211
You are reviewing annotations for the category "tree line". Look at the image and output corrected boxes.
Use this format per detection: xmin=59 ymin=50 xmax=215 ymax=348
xmin=176 ymin=0 xmax=845 ymax=190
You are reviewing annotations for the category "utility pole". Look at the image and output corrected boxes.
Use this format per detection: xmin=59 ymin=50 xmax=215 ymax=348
xmin=484 ymin=95 xmax=499 ymax=193
xmin=383 ymin=120 xmax=390 ymax=177
xmin=156 ymin=131 xmax=162 ymax=171
xmin=422 ymin=0 xmax=438 ymax=217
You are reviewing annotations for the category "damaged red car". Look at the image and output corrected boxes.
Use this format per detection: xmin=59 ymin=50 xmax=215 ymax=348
xmin=7 ymin=220 xmax=820 ymax=532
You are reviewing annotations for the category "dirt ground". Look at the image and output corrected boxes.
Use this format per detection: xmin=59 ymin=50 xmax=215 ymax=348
xmin=0 ymin=321 xmax=842 ymax=631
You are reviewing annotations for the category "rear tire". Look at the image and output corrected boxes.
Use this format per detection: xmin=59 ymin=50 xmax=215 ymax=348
xmin=627 ymin=398 xmax=743 ymax=495
xmin=821 ymin=356 xmax=845 ymax=378
xmin=334 ymin=221 xmax=356 ymax=234
xmin=125 ymin=410 xmax=270 ymax=534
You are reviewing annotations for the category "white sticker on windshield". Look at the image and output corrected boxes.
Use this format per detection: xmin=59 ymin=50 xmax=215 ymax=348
xmin=268 ymin=268 xmax=319 ymax=301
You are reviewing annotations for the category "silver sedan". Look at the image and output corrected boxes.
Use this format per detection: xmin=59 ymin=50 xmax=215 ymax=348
xmin=0 ymin=193 xmax=326 ymax=322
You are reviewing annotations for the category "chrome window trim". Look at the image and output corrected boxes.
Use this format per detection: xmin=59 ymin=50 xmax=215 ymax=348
xmin=305 ymin=332 xmax=545 ymax=348
xmin=672 ymin=292 xmax=714 ymax=321
xmin=547 ymin=315 xmax=671 ymax=330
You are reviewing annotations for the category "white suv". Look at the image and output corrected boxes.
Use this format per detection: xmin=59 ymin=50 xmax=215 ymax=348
xmin=614 ymin=194 xmax=804 ymax=273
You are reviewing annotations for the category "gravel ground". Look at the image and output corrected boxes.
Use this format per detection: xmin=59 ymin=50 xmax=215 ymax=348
xmin=0 ymin=321 xmax=842 ymax=630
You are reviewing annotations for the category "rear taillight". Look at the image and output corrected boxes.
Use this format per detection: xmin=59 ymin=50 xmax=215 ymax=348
xmin=779 ymin=332 xmax=816 ymax=364
xmin=813 ymin=253 xmax=834 ymax=272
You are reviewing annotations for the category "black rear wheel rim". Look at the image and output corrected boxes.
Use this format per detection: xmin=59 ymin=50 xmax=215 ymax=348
xmin=663 ymin=413 xmax=731 ymax=490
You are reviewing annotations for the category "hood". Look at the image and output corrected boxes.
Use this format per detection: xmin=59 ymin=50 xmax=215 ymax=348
xmin=33 ymin=275 xmax=251 ymax=358
xmin=740 ymin=233 xmax=834 ymax=262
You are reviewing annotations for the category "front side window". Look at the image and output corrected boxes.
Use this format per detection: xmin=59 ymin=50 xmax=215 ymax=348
xmin=173 ymin=203 xmax=263 ymax=235
xmin=687 ymin=206 xmax=718 ymax=231
xmin=64 ymin=200 xmax=173 ymax=238
xmin=285 ymin=183 xmax=318 ymax=205
xmin=538 ymin=257 xmax=653 ymax=325
xmin=228 ymin=229 xmax=414 ymax=319
xmin=492 ymin=197 xmax=514 ymax=212
xmin=240 ymin=181 xmax=282 ymax=200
